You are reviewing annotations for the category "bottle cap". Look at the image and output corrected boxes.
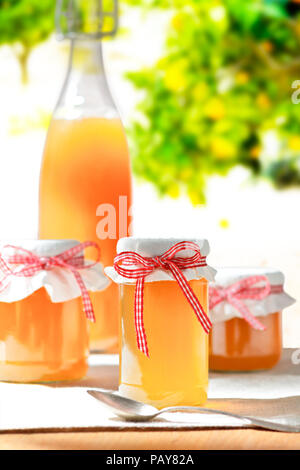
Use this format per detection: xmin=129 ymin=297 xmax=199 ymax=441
xmin=56 ymin=0 xmax=118 ymax=40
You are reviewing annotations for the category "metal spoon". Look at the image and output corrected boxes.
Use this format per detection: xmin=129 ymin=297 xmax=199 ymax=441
xmin=87 ymin=389 xmax=300 ymax=433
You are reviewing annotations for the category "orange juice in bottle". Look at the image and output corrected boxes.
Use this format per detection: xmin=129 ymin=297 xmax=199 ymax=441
xmin=209 ymin=267 xmax=295 ymax=371
xmin=39 ymin=1 xmax=131 ymax=352
xmin=106 ymin=238 xmax=216 ymax=409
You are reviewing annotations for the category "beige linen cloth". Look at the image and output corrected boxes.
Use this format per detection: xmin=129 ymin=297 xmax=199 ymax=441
xmin=0 ymin=349 xmax=300 ymax=432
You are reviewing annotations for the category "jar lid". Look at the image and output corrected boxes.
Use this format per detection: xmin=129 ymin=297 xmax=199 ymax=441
xmin=0 ymin=239 xmax=109 ymax=303
xmin=210 ymin=266 xmax=295 ymax=323
xmin=106 ymin=237 xmax=216 ymax=284
xmin=213 ymin=266 xmax=285 ymax=286
xmin=0 ymin=239 xmax=79 ymax=257
xmin=117 ymin=237 xmax=211 ymax=257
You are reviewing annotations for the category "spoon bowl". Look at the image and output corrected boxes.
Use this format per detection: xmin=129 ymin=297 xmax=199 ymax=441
xmin=87 ymin=389 xmax=159 ymax=421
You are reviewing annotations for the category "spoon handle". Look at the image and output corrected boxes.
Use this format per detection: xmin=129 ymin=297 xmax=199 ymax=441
xmin=159 ymin=406 xmax=300 ymax=433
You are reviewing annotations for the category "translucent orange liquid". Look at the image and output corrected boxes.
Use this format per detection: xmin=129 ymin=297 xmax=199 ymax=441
xmin=119 ymin=280 xmax=208 ymax=409
xmin=0 ymin=288 xmax=88 ymax=382
xmin=209 ymin=312 xmax=282 ymax=371
xmin=39 ymin=117 xmax=131 ymax=352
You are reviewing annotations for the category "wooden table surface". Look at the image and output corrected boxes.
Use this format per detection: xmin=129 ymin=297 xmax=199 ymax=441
xmin=0 ymin=429 xmax=299 ymax=450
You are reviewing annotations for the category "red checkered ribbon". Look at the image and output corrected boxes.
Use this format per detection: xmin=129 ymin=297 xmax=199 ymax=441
xmin=209 ymin=275 xmax=283 ymax=330
xmin=0 ymin=241 xmax=101 ymax=322
xmin=114 ymin=241 xmax=211 ymax=357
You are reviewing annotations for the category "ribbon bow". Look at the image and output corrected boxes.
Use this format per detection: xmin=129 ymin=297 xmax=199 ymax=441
xmin=209 ymin=275 xmax=280 ymax=330
xmin=114 ymin=241 xmax=212 ymax=357
xmin=0 ymin=241 xmax=100 ymax=322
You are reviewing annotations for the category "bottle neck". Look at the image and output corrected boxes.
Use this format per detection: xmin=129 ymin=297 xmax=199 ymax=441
xmin=54 ymin=39 xmax=118 ymax=120
xmin=68 ymin=39 xmax=106 ymax=76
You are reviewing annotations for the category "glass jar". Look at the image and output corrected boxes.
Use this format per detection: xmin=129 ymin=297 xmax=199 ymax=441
xmin=209 ymin=267 xmax=295 ymax=371
xmin=0 ymin=240 xmax=108 ymax=382
xmin=106 ymin=238 xmax=216 ymax=409
xmin=0 ymin=289 xmax=87 ymax=382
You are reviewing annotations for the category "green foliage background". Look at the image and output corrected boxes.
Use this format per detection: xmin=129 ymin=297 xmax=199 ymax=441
xmin=0 ymin=0 xmax=118 ymax=84
xmin=1 ymin=0 xmax=300 ymax=202
xmin=124 ymin=0 xmax=300 ymax=203
xmin=0 ymin=0 xmax=55 ymax=83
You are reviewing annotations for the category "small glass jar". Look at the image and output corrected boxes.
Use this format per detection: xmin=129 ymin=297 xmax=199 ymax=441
xmin=0 ymin=240 xmax=108 ymax=383
xmin=106 ymin=238 xmax=216 ymax=409
xmin=209 ymin=267 xmax=295 ymax=371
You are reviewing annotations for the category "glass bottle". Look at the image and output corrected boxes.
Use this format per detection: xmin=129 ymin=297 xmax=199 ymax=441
xmin=39 ymin=0 xmax=132 ymax=352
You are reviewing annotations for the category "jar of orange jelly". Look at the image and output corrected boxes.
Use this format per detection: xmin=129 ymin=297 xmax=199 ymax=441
xmin=0 ymin=240 xmax=108 ymax=383
xmin=209 ymin=267 xmax=295 ymax=371
xmin=106 ymin=238 xmax=216 ymax=409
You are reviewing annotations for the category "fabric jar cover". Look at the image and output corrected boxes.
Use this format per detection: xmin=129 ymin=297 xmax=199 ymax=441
xmin=210 ymin=267 xmax=296 ymax=324
xmin=0 ymin=240 xmax=109 ymax=304
xmin=105 ymin=237 xmax=216 ymax=284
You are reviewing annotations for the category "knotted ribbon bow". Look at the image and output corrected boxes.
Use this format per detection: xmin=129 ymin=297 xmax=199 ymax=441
xmin=0 ymin=241 xmax=101 ymax=322
xmin=209 ymin=275 xmax=282 ymax=330
xmin=114 ymin=241 xmax=212 ymax=357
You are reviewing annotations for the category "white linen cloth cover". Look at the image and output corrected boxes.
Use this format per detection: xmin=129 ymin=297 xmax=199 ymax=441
xmin=210 ymin=267 xmax=295 ymax=323
xmin=0 ymin=240 xmax=109 ymax=303
xmin=0 ymin=349 xmax=300 ymax=431
xmin=105 ymin=237 xmax=216 ymax=284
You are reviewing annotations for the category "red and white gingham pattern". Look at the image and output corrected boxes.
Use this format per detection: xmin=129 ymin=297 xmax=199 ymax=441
xmin=209 ymin=275 xmax=283 ymax=330
xmin=114 ymin=241 xmax=211 ymax=357
xmin=0 ymin=241 xmax=101 ymax=322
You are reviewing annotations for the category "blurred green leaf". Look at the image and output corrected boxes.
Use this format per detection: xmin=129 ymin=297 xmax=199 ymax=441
xmin=0 ymin=0 xmax=55 ymax=83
